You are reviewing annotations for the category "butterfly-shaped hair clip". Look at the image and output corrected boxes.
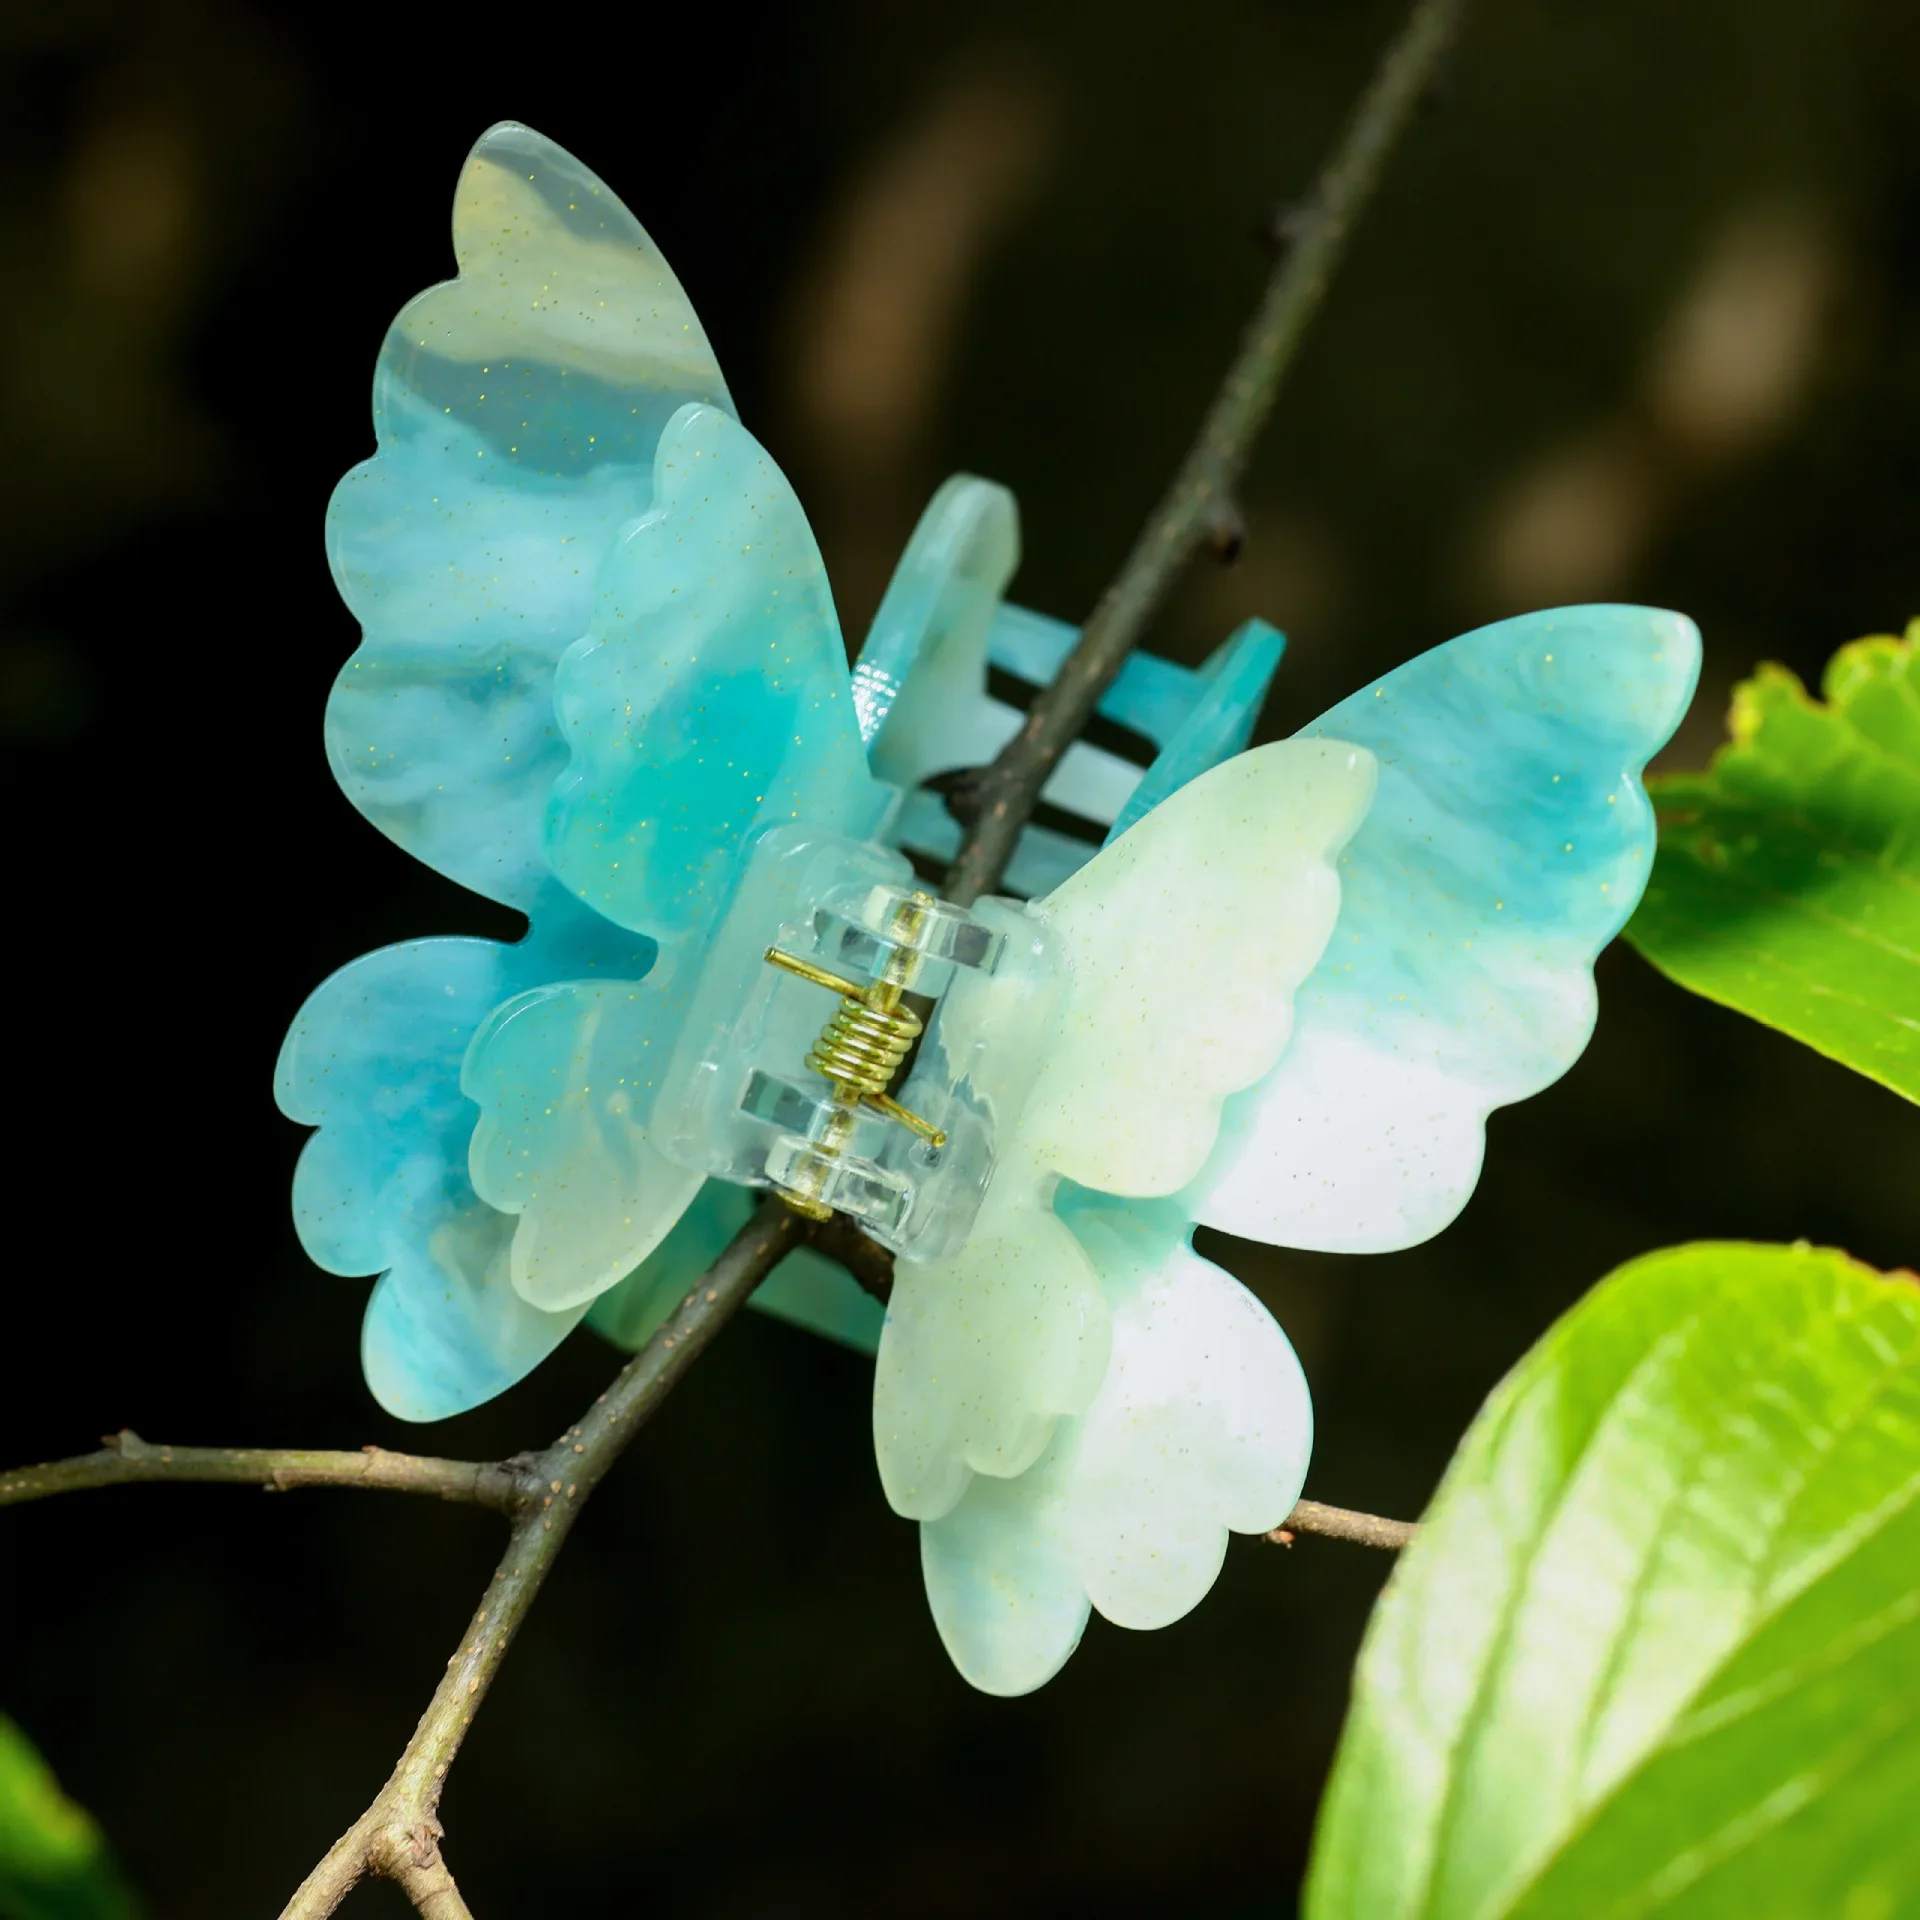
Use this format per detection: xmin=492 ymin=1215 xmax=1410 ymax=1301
xmin=279 ymin=122 xmax=1701 ymax=1695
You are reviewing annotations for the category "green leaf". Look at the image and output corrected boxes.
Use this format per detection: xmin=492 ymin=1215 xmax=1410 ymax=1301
xmin=1623 ymin=623 xmax=1920 ymax=1103
xmin=1305 ymin=1240 xmax=1920 ymax=1920
xmin=0 ymin=1718 xmax=137 ymax=1920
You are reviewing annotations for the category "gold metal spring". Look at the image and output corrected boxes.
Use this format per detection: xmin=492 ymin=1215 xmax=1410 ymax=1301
xmin=762 ymin=911 xmax=949 ymax=1221
xmin=806 ymin=996 xmax=923 ymax=1099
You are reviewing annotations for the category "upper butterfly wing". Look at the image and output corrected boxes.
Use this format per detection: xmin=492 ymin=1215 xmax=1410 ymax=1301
xmin=326 ymin=121 xmax=732 ymax=910
xmin=1022 ymin=738 xmax=1378 ymax=1194
xmin=1194 ymin=603 xmax=1701 ymax=1251
xmin=541 ymin=401 xmax=884 ymax=934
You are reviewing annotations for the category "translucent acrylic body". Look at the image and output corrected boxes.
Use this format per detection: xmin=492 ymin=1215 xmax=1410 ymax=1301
xmin=654 ymin=830 xmax=1063 ymax=1262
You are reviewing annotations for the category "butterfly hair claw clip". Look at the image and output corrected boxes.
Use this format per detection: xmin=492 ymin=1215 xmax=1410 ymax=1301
xmin=279 ymin=122 xmax=1702 ymax=1696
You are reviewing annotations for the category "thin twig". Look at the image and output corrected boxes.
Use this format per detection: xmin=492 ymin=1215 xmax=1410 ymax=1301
xmin=0 ymin=1433 xmax=522 ymax=1512
xmin=942 ymin=0 xmax=1472 ymax=904
xmin=276 ymin=1200 xmax=809 ymax=1919
xmin=1268 ymin=1499 xmax=1420 ymax=1551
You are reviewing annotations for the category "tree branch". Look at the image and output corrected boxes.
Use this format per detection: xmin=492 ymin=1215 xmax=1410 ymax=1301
xmin=1268 ymin=1498 xmax=1420 ymax=1551
xmin=942 ymin=0 xmax=1472 ymax=904
xmin=277 ymin=1200 xmax=809 ymax=1918
xmin=0 ymin=1432 xmax=523 ymax=1512
xmin=812 ymin=1211 xmax=896 ymax=1303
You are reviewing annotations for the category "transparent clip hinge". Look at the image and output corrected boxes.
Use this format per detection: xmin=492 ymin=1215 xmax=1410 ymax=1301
xmin=756 ymin=885 xmax=999 ymax=1239
xmin=653 ymin=828 xmax=1053 ymax=1265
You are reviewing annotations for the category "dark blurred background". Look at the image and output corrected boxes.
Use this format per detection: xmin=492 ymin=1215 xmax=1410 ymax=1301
xmin=1 ymin=0 xmax=1917 ymax=1913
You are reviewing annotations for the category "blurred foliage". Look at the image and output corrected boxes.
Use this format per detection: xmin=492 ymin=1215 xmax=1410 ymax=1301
xmin=0 ymin=1717 xmax=136 ymax=1920
xmin=1306 ymin=1240 xmax=1920 ymax=1920
xmin=1 ymin=0 xmax=1918 ymax=1914
xmin=1630 ymin=624 xmax=1920 ymax=1102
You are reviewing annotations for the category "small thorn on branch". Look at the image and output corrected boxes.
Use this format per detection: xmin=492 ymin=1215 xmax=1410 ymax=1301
xmin=1263 ymin=198 xmax=1314 ymax=253
xmin=1420 ymin=43 xmax=1459 ymax=110
xmin=936 ymin=767 xmax=988 ymax=829
xmin=1204 ymin=498 xmax=1247 ymax=564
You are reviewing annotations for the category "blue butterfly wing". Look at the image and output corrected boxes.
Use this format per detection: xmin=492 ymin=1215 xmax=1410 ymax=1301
xmin=1194 ymin=603 xmax=1700 ymax=1251
xmin=325 ymin=121 xmax=732 ymax=911
xmin=542 ymin=401 xmax=885 ymax=933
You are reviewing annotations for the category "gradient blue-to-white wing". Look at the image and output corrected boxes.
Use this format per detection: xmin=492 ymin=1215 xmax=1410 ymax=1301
xmin=325 ymin=121 xmax=732 ymax=911
xmin=275 ymin=886 xmax=653 ymax=1418
xmin=1193 ymin=604 xmax=1700 ymax=1251
xmin=920 ymin=1196 xmax=1311 ymax=1695
xmin=540 ymin=403 xmax=884 ymax=934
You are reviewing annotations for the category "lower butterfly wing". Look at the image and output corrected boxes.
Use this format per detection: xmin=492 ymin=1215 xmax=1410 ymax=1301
xmin=876 ymin=740 xmax=1374 ymax=1522
xmin=462 ymin=975 xmax=705 ymax=1311
xmin=327 ymin=122 xmax=734 ymax=912
xmin=1059 ymin=1200 xmax=1311 ymax=1622
xmin=360 ymin=1220 xmax=580 ymax=1425
xmin=276 ymin=935 xmax=584 ymax=1419
xmin=875 ymin=1185 xmax=1110 ymax=1520
xmin=1194 ymin=604 xmax=1701 ymax=1252
xmin=919 ymin=1444 xmax=1089 ymax=1698
xmin=920 ymin=1197 xmax=1311 ymax=1695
